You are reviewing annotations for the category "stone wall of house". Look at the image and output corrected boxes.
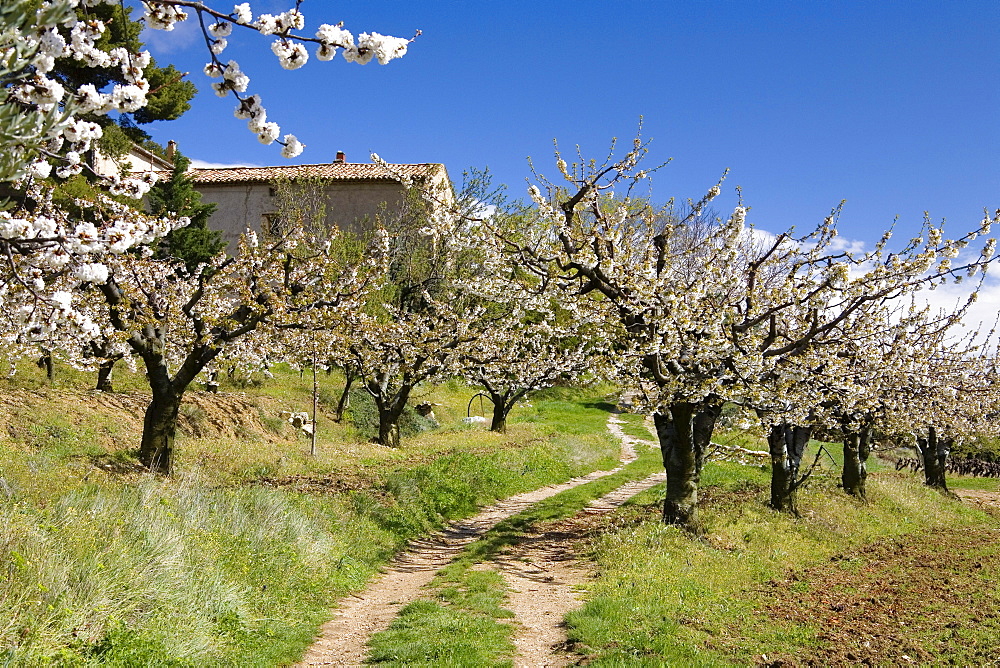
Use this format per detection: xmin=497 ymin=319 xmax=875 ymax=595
xmin=195 ymin=180 xmax=409 ymax=250
xmin=93 ymin=146 xmax=173 ymax=178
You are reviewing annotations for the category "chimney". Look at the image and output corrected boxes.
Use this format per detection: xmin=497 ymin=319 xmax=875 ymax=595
xmin=166 ymin=140 xmax=177 ymax=164
xmin=334 ymin=150 xmax=346 ymax=163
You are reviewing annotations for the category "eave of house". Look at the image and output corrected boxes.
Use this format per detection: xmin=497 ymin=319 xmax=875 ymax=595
xmin=188 ymin=162 xmax=449 ymax=186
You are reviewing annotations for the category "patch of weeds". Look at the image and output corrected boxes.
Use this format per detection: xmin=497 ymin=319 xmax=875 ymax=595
xmin=367 ymin=598 xmax=514 ymax=667
xmin=223 ymin=371 xmax=265 ymax=390
xmin=344 ymin=390 xmax=435 ymax=441
xmin=179 ymin=403 xmax=209 ymax=435
xmin=89 ymin=449 xmax=145 ymax=474
xmin=241 ymin=461 xmax=281 ymax=480
xmin=259 ymin=411 xmax=288 ymax=436
xmin=88 ymin=622 xmax=186 ymax=666
xmin=233 ymin=422 xmax=256 ymax=441
xmin=316 ymin=386 xmax=342 ymax=412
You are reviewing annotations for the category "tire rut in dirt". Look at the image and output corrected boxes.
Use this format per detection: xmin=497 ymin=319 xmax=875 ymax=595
xmin=295 ymin=412 xmax=647 ymax=667
xmin=494 ymin=471 xmax=665 ymax=668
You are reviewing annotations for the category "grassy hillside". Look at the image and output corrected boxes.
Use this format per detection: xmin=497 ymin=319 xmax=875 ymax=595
xmin=564 ymin=459 xmax=1000 ymax=665
xmin=3 ymin=360 xmax=997 ymax=665
xmin=0 ymin=361 xmax=621 ymax=665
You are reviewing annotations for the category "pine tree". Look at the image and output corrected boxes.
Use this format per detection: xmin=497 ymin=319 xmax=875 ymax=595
xmin=149 ymin=153 xmax=223 ymax=271
xmin=52 ymin=3 xmax=197 ymax=148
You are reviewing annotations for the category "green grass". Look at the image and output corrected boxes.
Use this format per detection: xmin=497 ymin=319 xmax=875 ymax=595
xmin=365 ymin=428 xmax=663 ymax=666
xmin=563 ymin=467 xmax=999 ymax=665
xmin=947 ymin=475 xmax=1000 ymax=491
xmin=5 ymin=359 xmax=997 ymax=665
xmin=0 ymin=365 xmax=623 ymax=665
xmin=366 ymin=571 xmax=516 ymax=667
xmin=614 ymin=413 xmax=657 ymax=442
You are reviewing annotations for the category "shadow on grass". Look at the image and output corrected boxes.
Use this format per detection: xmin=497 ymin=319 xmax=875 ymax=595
xmin=580 ymin=401 xmax=617 ymax=412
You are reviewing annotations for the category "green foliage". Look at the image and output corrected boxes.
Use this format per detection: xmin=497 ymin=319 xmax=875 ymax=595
xmin=344 ymin=389 xmax=436 ymax=441
xmin=149 ymin=153 xmax=223 ymax=271
xmin=954 ymin=434 xmax=1000 ymax=461
xmin=51 ymin=3 xmax=196 ymax=135
xmin=133 ymin=63 xmax=196 ymax=125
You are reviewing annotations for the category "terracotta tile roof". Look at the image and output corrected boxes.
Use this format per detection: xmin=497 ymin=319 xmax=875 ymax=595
xmin=188 ymin=162 xmax=445 ymax=185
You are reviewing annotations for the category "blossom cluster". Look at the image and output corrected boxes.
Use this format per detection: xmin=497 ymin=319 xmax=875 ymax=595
xmin=6 ymin=1 xmax=415 ymax=188
xmin=507 ymin=138 xmax=1000 ymax=448
xmin=184 ymin=2 xmax=413 ymax=153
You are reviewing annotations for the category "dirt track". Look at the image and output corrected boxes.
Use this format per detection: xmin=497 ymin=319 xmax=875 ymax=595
xmin=297 ymin=413 xmax=660 ymax=667
xmin=954 ymin=487 xmax=1000 ymax=509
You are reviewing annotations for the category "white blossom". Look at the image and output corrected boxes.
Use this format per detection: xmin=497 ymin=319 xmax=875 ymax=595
xmin=281 ymin=134 xmax=304 ymax=158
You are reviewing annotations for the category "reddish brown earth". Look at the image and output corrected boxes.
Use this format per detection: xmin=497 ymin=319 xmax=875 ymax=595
xmin=756 ymin=522 xmax=1000 ymax=667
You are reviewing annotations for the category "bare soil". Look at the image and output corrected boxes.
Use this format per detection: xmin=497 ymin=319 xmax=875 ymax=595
xmin=296 ymin=412 xmax=658 ymax=667
xmin=493 ymin=471 xmax=666 ymax=668
xmin=753 ymin=521 xmax=1000 ymax=667
xmin=954 ymin=487 xmax=1000 ymax=510
xmin=0 ymin=388 xmax=284 ymax=448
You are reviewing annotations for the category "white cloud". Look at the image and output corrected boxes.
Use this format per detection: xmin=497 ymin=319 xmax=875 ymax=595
xmin=914 ymin=272 xmax=1000 ymax=343
xmin=828 ymin=235 xmax=867 ymax=254
xmin=140 ymin=21 xmax=200 ymax=55
xmin=742 ymin=225 xmax=779 ymax=249
xmin=473 ymin=202 xmax=497 ymax=219
xmin=189 ymin=159 xmax=262 ymax=169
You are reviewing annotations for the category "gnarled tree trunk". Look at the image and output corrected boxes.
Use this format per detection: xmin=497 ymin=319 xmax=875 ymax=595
xmin=140 ymin=388 xmax=182 ymax=474
xmin=916 ymin=427 xmax=950 ymax=491
xmin=490 ymin=397 xmax=508 ymax=433
xmin=653 ymin=402 xmax=721 ymax=528
xmin=370 ymin=379 xmax=412 ymax=448
xmin=376 ymin=406 xmax=402 ymax=448
xmin=842 ymin=426 xmax=872 ymax=497
xmin=485 ymin=388 xmax=528 ymax=433
xmin=334 ymin=366 xmax=356 ymax=422
xmin=768 ymin=423 xmax=812 ymax=514
xmin=95 ymin=357 xmax=118 ymax=392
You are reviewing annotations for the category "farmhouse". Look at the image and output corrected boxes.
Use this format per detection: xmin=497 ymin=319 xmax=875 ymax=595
xmin=188 ymin=152 xmax=452 ymax=249
xmin=92 ymin=140 xmax=175 ymax=177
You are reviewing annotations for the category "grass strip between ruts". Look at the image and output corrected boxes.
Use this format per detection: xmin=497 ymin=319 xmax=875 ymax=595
xmin=364 ymin=427 xmax=663 ymax=667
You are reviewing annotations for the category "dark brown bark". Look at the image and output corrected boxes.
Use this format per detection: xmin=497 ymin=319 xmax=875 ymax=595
xmin=334 ymin=366 xmax=356 ymax=422
xmin=842 ymin=426 xmax=872 ymax=497
xmin=916 ymin=427 xmax=950 ymax=491
xmin=370 ymin=378 xmax=412 ymax=448
xmin=653 ymin=402 xmax=721 ymax=528
xmin=485 ymin=388 xmax=527 ymax=433
xmin=768 ymin=423 xmax=812 ymax=514
xmin=490 ymin=398 xmax=508 ymax=433
xmin=95 ymin=358 xmax=116 ymax=392
xmin=140 ymin=390 xmax=182 ymax=474
xmin=377 ymin=409 xmax=401 ymax=448
xmin=37 ymin=351 xmax=54 ymax=382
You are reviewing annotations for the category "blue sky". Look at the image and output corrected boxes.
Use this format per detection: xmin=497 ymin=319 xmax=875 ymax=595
xmin=143 ymin=0 xmax=998 ymax=248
